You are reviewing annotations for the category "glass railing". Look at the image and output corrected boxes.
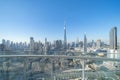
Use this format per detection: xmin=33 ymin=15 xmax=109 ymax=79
xmin=0 ymin=54 xmax=120 ymax=80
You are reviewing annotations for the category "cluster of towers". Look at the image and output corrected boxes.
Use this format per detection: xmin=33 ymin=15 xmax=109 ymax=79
xmin=0 ymin=39 xmax=28 ymax=51
xmin=0 ymin=22 xmax=117 ymax=54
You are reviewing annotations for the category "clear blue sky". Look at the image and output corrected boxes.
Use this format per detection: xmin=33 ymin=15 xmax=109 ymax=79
xmin=0 ymin=0 xmax=120 ymax=43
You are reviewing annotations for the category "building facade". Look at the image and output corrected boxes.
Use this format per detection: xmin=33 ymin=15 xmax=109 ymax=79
xmin=109 ymin=27 xmax=117 ymax=50
xmin=64 ymin=22 xmax=67 ymax=50
xmin=84 ymin=34 xmax=87 ymax=53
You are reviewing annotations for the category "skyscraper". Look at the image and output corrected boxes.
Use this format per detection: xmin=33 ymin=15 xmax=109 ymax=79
xmin=109 ymin=27 xmax=117 ymax=50
xmin=96 ymin=39 xmax=101 ymax=49
xmin=84 ymin=34 xmax=87 ymax=53
xmin=45 ymin=38 xmax=47 ymax=55
xmin=64 ymin=22 xmax=67 ymax=50
xmin=30 ymin=37 xmax=34 ymax=51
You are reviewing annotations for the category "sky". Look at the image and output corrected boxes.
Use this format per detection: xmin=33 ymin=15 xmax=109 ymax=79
xmin=0 ymin=0 xmax=120 ymax=43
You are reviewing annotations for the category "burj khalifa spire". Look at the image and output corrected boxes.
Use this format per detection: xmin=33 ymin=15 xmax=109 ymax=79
xmin=64 ymin=21 xmax=67 ymax=50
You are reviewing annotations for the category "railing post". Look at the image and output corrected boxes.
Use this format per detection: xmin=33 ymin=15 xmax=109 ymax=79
xmin=4 ymin=57 xmax=10 ymax=80
xmin=51 ymin=58 xmax=53 ymax=79
xmin=23 ymin=57 xmax=27 ymax=80
xmin=82 ymin=60 xmax=85 ymax=80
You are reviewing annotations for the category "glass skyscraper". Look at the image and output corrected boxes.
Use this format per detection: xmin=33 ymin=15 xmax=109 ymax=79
xmin=84 ymin=34 xmax=87 ymax=53
xmin=64 ymin=22 xmax=67 ymax=50
xmin=109 ymin=27 xmax=117 ymax=50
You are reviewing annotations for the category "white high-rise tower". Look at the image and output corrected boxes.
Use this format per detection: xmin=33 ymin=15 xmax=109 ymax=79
xmin=30 ymin=37 xmax=34 ymax=51
xmin=84 ymin=34 xmax=87 ymax=53
xmin=45 ymin=38 xmax=47 ymax=55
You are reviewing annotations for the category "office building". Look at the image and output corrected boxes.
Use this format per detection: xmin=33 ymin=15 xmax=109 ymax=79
xmin=96 ymin=39 xmax=101 ymax=49
xmin=109 ymin=27 xmax=117 ymax=50
xmin=45 ymin=38 xmax=47 ymax=55
xmin=84 ymin=34 xmax=87 ymax=53
xmin=30 ymin=37 xmax=34 ymax=51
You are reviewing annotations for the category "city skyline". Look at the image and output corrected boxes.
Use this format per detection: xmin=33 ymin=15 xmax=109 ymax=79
xmin=0 ymin=0 xmax=120 ymax=42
